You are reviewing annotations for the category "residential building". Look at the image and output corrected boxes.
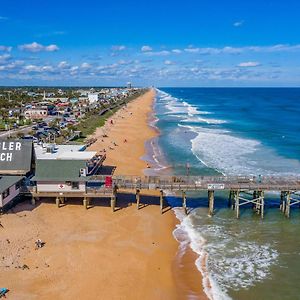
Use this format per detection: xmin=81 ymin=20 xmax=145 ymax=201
xmin=87 ymin=93 xmax=99 ymax=103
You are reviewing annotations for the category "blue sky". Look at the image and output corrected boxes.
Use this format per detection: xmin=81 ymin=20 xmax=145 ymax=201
xmin=1 ymin=0 xmax=300 ymax=86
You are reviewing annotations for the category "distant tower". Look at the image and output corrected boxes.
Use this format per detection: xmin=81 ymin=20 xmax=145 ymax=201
xmin=127 ymin=82 xmax=132 ymax=89
xmin=43 ymin=90 xmax=46 ymax=100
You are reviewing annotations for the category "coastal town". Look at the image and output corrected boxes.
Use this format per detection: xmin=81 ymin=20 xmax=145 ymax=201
xmin=0 ymin=85 xmax=143 ymax=143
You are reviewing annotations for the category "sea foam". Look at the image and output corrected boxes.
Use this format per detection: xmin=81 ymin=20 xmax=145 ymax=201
xmin=172 ymin=207 xmax=279 ymax=300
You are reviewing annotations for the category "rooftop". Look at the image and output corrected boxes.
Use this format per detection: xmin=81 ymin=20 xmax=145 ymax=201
xmin=34 ymin=144 xmax=96 ymax=160
xmin=0 ymin=140 xmax=33 ymax=175
xmin=32 ymin=159 xmax=88 ymax=181
xmin=0 ymin=176 xmax=24 ymax=193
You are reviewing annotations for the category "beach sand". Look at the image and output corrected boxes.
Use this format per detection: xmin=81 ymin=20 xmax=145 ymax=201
xmin=87 ymin=89 xmax=157 ymax=175
xmin=0 ymin=89 xmax=207 ymax=300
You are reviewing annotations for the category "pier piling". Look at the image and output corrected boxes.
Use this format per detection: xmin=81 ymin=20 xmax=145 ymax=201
xmin=182 ymin=191 xmax=187 ymax=214
xmin=280 ymin=191 xmax=285 ymax=212
xmin=56 ymin=197 xmax=60 ymax=208
xmin=231 ymin=191 xmax=236 ymax=210
xmin=235 ymin=191 xmax=240 ymax=218
xmin=252 ymin=191 xmax=257 ymax=210
xmin=31 ymin=197 xmax=36 ymax=206
xmin=136 ymin=189 xmax=140 ymax=210
xmin=83 ymin=197 xmax=89 ymax=209
xmin=285 ymin=192 xmax=291 ymax=218
xmin=160 ymin=190 xmax=164 ymax=214
xmin=111 ymin=195 xmax=116 ymax=212
xmin=228 ymin=190 xmax=233 ymax=207
xmin=208 ymin=190 xmax=214 ymax=216
xmin=260 ymin=191 xmax=265 ymax=219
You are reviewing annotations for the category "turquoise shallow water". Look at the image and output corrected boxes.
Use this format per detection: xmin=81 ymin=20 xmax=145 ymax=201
xmin=152 ymin=88 xmax=300 ymax=300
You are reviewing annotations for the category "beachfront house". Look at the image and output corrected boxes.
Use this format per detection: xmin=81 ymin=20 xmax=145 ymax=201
xmin=0 ymin=140 xmax=34 ymax=211
xmin=32 ymin=144 xmax=110 ymax=196
xmin=0 ymin=176 xmax=24 ymax=212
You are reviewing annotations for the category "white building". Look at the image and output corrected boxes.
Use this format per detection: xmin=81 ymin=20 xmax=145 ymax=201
xmin=87 ymin=93 xmax=99 ymax=104
xmin=24 ymin=108 xmax=48 ymax=120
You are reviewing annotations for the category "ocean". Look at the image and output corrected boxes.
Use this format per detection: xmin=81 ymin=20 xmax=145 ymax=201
xmin=151 ymin=88 xmax=300 ymax=300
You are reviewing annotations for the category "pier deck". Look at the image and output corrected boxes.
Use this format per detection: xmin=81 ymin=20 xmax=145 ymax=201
xmin=21 ymin=175 xmax=300 ymax=218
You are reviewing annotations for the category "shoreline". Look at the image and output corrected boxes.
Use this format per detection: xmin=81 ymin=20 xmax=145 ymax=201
xmin=145 ymin=90 xmax=207 ymax=299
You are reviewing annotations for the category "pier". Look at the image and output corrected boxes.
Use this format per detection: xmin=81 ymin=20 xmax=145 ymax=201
xmin=22 ymin=175 xmax=300 ymax=219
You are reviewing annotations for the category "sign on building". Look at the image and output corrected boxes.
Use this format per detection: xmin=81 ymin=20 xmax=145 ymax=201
xmin=0 ymin=140 xmax=33 ymax=175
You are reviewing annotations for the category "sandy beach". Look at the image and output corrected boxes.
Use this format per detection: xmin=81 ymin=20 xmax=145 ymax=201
xmin=0 ymin=89 xmax=206 ymax=300
xmin=87 ymin=89 xmax=157 ymax=175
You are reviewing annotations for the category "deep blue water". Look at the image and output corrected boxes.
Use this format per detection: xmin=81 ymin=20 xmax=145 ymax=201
xmin=152 ymin=88 xmax=300 ymax=300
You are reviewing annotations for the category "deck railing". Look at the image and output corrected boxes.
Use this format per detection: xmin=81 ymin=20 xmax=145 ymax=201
xmin=22 ymin=175 xmax=300 ymax=194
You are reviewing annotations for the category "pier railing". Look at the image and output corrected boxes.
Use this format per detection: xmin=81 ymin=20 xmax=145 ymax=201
xmin=20 ymin=175 xmax=300 ymax=218
xmin=94 ymin=175 xmax=300 ymax=191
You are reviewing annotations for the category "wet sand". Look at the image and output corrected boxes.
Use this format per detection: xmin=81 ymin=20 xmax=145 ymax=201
xmin=0 ymin=89 xmax=207 ymax=299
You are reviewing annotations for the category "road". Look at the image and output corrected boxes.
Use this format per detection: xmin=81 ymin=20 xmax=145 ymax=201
xmin=0 ymin=125 xmax=32 ymax=139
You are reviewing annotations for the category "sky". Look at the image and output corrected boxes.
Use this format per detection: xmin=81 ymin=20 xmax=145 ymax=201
xmin=1 ymin=0 xmax=300 ymax=87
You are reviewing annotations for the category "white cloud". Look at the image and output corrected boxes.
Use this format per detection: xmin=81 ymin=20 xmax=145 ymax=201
xmin=164 ymin=60 xmax=175 ymax=65
xmin=111 ymin=45 xmax=126 ymax=51
xmin=19 ymin=42 xmax=59 ymax=52
xmin=81 ymin=62 xmax=92 ymax=69
xmin=0 ymin=60 xmax=24 ymax=71
xmin=233 ymin=20 xmax=244 ymax=27
xmin=182 ymin=44 xmax=300 ymax=55
xmin=172 ymin=49 xmax=182 ymax=54
xmin=23 ymin=65 xmax=42 ymax=72
xmin=184 ymin=46 xmax=242 ymax=55
xmin=141 ymin=45 xmax=153 ymax=52
xmin=45 ymin=44 xmax=59 ymax=52
xmin=0 ymin=54 xmax=11 ymax=63
xmin=238 ymin=61 xmax=261 ymax=67
xmin=144 ymin=50 xmax=170 ymax=56
xmin=184 ymin=48 xmax=201 ymax=53
xmin=0 ymin=46 xmax=12 ymax=52
xmin=248 ymin=44 xmax=300 ymax=53
xmin=58 ymin=61 xmax=69 ymax=69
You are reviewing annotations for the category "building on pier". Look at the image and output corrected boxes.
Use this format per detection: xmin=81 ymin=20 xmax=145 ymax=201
xmin=31 ymin=145 xmax=114 ymax=202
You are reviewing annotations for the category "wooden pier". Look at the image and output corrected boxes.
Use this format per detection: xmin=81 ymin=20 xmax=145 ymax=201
xmin=22 ymin=175 xmax=300 ymax=219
